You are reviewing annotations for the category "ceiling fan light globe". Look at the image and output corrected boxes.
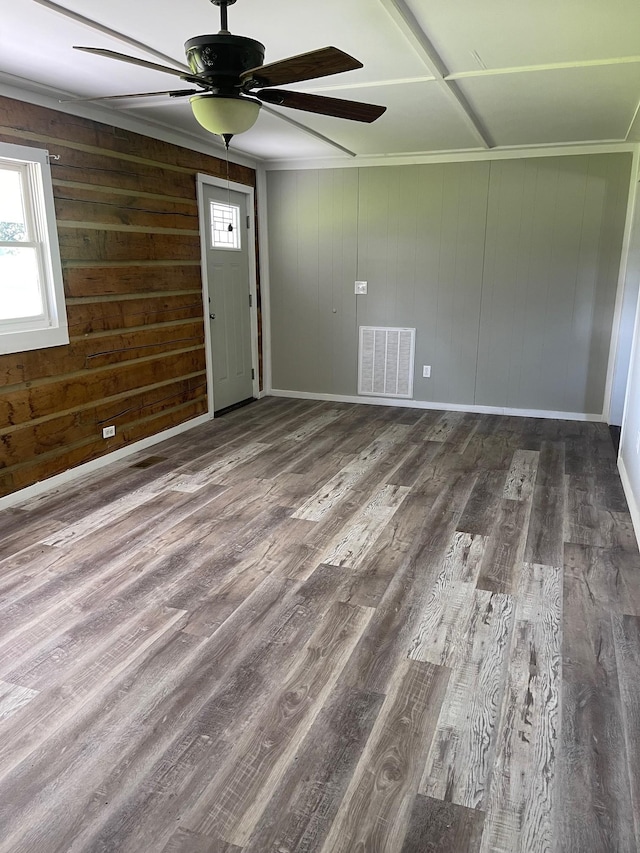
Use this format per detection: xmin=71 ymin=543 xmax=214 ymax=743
xmin=190 ymin=94 xmax=261 ymax=135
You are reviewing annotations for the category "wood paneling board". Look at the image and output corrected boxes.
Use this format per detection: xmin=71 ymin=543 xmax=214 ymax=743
xmin=0 ymin=322 xmax=205 ymax=387
xmin=1 ymin=349 xmax=206 ymax=426
xmin=0 ymin=95 xmax=257 ymax=499
xmin=54 ymin=192 xmax=199 ymax=231
xmin=475 ymin=154 xmax=631 ymax=413
xmin=63 ymin=264 xmax=203 ymax=297
xmin=0 ymin=401 xmax=637 ymax=851
xmin=66 ymin=294 xmax=204 ymax=335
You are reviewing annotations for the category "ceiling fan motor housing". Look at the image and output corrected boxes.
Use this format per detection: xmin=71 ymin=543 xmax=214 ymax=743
xmin=185 ymin=34 xmax=265 ymax=93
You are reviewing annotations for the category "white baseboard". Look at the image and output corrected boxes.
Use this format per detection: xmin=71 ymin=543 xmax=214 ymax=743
xmin=268 ymin=389 xmax=603 ymax=422
xmin=618 ymin=455 xmax=640 ymax=549
xmin=0 ymin=413 xmax=211 ymax=512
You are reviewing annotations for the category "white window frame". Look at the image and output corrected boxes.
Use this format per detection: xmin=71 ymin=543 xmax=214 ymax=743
xmin=0 ymin=142 xmax=68 ymax=355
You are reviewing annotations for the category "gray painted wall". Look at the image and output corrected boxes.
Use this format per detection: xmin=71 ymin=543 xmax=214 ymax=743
xmin=267 ymin=153 xmax=631 ymax=414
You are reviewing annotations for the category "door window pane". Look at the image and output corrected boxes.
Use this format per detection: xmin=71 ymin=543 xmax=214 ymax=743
xmin=0 ymin=247 xmax=43 ymax=320
xmin=210 ymin=201 xmax=241 ymax=250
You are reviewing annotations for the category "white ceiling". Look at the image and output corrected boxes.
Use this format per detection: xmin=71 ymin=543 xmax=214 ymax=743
xmin=1 ymin=0 xmax=640 ymax=165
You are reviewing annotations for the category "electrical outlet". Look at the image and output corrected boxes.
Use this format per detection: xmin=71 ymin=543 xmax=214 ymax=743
xmin=102 ymin=425 xmax=116 ymax=439
xmin=422 ymin=365 xmax=431 ymax=378
xmin=354 ymin=280 xmax=368 ymax=295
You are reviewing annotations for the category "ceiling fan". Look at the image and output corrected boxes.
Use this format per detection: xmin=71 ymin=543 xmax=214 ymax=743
xmin=63 ymin=0 xmax=387 ymax=147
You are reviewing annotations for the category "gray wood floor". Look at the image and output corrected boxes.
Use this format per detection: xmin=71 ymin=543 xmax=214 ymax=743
xmin=0 ymin=397 xmax=639 ymax=853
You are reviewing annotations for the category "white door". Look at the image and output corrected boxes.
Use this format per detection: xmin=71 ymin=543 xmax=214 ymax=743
xmin=203 ymin=184 xmax=254 ymax=413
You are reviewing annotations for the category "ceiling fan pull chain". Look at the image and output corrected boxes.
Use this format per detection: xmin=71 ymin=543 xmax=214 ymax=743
xmin=225 ymin=143 xmax=233 ymax=230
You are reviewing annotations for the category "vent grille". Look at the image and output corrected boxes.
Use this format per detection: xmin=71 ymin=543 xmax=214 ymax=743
xmin=358 ymin=326 xmax=415 ymax=399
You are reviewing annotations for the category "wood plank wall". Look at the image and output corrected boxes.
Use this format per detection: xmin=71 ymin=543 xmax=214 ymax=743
xmin=0 ymin=96 xmax=257 ymax=499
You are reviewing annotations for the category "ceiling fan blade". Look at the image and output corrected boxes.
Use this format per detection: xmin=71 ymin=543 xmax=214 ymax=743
xmin=241 ymin=46 xmax=362 ymax=88
xmin=73 ymin=47 xmax=199 ymax=80
xmin=34 ymin=0 xmax=191 ymax=73
xmin=59 ymin=90 xmax=198 ymax=104
xmin=256 ymin=89 xmax=386 ymax=123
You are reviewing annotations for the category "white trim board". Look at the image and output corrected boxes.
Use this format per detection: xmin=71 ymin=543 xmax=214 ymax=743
xmin=603 ymin=151 xmax=640 ymax=424
xmin=618 ymin=455 xmax=640 ymax=549
xmin=268 ymin=389 xmax=604 ymax=421
xmin=0 ymin=413 xmax=209 ymax=512
xmin=265 ymin=141 xmax=639 ymax=171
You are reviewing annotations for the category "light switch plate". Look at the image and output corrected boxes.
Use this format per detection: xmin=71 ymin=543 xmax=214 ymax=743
xmin=355 ymin=281 xmax=368 ymax=295
xmin=422 ymin=365 xmax=431 ymax=378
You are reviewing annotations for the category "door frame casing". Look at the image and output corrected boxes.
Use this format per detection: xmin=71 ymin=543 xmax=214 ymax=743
xmin=196 ymin=173 xmax=260 ymax=417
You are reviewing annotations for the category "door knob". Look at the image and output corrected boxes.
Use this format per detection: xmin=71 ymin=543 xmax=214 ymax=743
xmin=209 ymin=313 xmax=216 ymax=319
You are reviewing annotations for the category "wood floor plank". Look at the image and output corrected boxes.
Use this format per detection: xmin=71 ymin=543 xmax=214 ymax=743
xmin=422 ymin=411 xmax=466 ymax=442
xmin=401 ymin=795 xmax=485 ymax=853
xmin=344 ymin=472 xmax=477 ymax=695
xmin=292 ymin=424 xmax=412 ymax=521
xmin=243 ymin=684 xmax=384 ymax=853
xmin=523 ymin=485 xmax=564 ymax=569
xmin=535 ymin=440 xmax=565 ymax=489
xmin=559 ymin=559 xmax=636 ymax=851
xmin=420 ymin=590 xmax=514 ymax=809
xmin=183 ymin=601 xmax=374 ymax=846
xmin=319 ymin=484 xmax=410 ymax=569
xmin=161 ymin=829 xmax=241 ymax=852
xmin=457 ymin=470 xmax=508 ymax=535
xmin=612 ymin=614 xmax=640 ymax=849
xmin=503 ymin=449 xmax=539 ymax=501
xmin=319 ymin=659 xmax=450 ymax=853
xmin=408 ymin=531 xmax=486 ymax=666
xmin=480 ymin=564 xmax=561 ymax=853
xmin=0 ymin=680 xmax=38 ymax=722
xmin=564 ymin=542 xmax=640 ymax=617
xmin=476 ymin=498 xmax=532 ymax=595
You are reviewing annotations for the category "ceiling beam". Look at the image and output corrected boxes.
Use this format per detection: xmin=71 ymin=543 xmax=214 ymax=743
xmin=378 ymin=0 xmax=494 ymax=149
xmin=33 ymin=0 xmax=191 ymax=73
xmin=448 ymin=55 xmax=640 ymax=81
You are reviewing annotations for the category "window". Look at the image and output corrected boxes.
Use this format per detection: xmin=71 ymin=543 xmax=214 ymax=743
xmin=0 ymin=142 xmax=68 ymax=355
xmin=210 ymin=201 xmax=241 ymax=250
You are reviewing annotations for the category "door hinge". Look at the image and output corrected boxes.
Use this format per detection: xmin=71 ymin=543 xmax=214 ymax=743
xmin=246 ymin=215 xmax=250 ymax=229
xmin=251 ymin=368 xmax=255 ymax=380
xmin=249 ymin=293 xmax=253 ymax=308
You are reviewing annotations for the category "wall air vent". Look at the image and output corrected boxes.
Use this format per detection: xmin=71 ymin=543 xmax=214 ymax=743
xmin=358 ymin=326 xmax=415 ymax=399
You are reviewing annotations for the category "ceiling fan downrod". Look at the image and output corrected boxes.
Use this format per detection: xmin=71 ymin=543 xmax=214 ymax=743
xmin=211 ymin=0 xmax=237 ymax=34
